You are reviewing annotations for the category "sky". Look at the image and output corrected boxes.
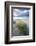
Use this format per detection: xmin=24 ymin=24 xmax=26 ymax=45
xmin=13 ymin=8 xmax=30 ymax=20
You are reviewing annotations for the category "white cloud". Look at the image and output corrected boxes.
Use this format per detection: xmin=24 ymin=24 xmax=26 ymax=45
xmin=13 ymin=9 xmax=29 ymax=17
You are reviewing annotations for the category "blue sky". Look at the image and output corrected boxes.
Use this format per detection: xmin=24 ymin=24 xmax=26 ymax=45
xmin=13 ymin=8 xmax=30 ymax=19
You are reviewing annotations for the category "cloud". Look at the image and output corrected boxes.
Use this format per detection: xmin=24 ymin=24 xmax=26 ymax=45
xmin=13 ymin=9 xmax=29 ymax=17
